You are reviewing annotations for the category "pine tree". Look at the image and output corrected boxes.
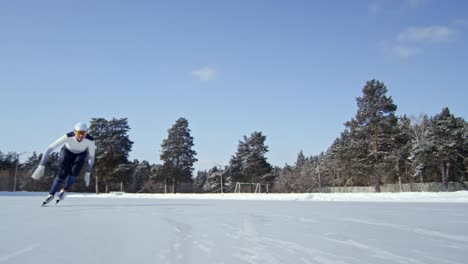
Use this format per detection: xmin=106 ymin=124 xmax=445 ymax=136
xmin=89 ymin=117 xmax=134 ymax=193
xmin=244 ymin=132 xmax=273 ymax=184
xmin=463 ymin=124 xmax=468 ymax=179
xmin=326 ymin=130 xmax=355 ymax=189
xmin=409 ymin=114 xmax=434 ymax=183
xmin=346 ymin=118 xmax=374 ymax=186
xmin=426 ymin=108 xmax=466 ymax=190
xmin=0 ymin=151 xmax=16 ymax=169
xmin=160 ymin=118 xmax=198 ymax=193
xmin=131 ymin=160 xmax=152 ymax=193
xmin=295 ymin=150 xmax=306 ymax=169
xmin=144 ymin=164 xmax=166 ymax=192
xmin=227 ymin=138 xmax=249 ymax=186
xmin=347 ymin=80 xmax=398 ymax=192
xmin=392 ymin=115 xmax=413 ymax=190
xmin=228 ymin=132 xmax=273 ymax=190
xmin=194 ymin=170 xmax=208 ymax=193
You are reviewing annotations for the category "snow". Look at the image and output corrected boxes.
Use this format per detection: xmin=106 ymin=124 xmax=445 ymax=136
xmin=67 ymin=191 xmax=468 ymax=203
xmin=1 ymin=191 xmax=468 ymax=264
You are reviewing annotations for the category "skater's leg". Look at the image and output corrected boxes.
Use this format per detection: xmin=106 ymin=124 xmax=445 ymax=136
xmin=57 ymin=176 xmax=77 ymax=203
xmin=64 ymin=151 xmax=87 ymax=191
xmin=49 ymin=147 xmax=73 ymax=195
xmin=54 ymin=152 xmax=86 ymax=205
xmin=55 ymin=152 xmax=87 ymax=204
xmin=59 ymin=151 xmax=86 ymax=193
xmin=49 ymin=177 xmax=65 ymax=195
xmin=63 ymin=176 xmax=77 ymax=190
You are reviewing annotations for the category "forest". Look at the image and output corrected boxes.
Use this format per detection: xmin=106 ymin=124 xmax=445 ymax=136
xmin=1 ymin=80 xmax=467 ymax=193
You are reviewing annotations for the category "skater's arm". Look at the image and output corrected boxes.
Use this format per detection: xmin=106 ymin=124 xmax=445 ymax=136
xmin=86 ymin=141 xmax=96 ymax=172
xmin=87 ymin=155 xmax=95 ymax=172
xmin=39 ymin=135 xmax=67 ymax=166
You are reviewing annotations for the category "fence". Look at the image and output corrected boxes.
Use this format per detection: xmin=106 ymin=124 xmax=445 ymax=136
xmin=323 ymin=182 xmax=468 ymax=193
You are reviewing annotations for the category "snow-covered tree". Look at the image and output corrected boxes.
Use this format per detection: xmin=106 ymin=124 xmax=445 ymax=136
xmin=391 ymin=115 xmax=413 ymax=190
xmin=326 ymin=130 xmax=355 ymax=188
xmin=201 ymin=166 xmax=224 ymax=193
xmin=426 ymin=108 xmax=466 ymax=190
xmin=409 ymin=114 xmax=437 ymax=183
xmin=160 ymin=118 xmax=197 ymax=193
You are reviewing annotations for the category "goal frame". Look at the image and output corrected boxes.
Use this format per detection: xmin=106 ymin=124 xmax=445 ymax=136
xmin=233 ymin=182 xmax=269 ymax=193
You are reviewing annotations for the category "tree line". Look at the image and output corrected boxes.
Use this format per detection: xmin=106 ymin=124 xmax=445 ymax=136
xmin=1 ymin=79 xmax=467 ymax=193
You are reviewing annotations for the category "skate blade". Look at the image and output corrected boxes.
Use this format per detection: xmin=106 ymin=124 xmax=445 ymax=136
xmin=42 ymin=197 xmax=54 ymax=207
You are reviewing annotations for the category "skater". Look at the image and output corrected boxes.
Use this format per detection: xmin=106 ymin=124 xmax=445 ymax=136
xmin=31 ymin=122 xmax=97 ymax=205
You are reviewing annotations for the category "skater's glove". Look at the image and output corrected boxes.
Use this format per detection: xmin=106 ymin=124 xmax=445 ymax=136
xmin=84 ymin=172 xmax=91 ymax=187
xmin=32 ymin=165 xmax=45 ymax=180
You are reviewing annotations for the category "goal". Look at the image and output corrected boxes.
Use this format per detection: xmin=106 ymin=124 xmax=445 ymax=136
xmin=234 ymin=182 xmax=269 ymax=193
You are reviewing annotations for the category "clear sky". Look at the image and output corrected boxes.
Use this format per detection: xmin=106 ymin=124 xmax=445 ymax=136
xmin=1 ymin=0 xmax=467 ymax=172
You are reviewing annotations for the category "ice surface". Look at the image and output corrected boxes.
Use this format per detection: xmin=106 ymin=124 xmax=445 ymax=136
xmin=1 ymin=192 xmax=467 ymax=264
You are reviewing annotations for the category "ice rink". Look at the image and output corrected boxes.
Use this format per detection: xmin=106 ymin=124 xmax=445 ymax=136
xmin=1 ymin=192 xmax=468 ymax=264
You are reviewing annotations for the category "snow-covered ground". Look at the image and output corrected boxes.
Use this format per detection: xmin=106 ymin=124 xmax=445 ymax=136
xmin=1 ymin=191 xmax=468 ymax=264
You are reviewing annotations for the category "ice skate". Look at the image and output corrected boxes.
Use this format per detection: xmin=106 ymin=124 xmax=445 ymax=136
xmin=56 ymin=189 xmax=66 ymax=204
xmin=42 ymin=194 xmax=55 ymax=206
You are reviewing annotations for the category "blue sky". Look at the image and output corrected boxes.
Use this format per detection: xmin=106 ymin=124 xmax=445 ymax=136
xmin=1 ymin=0 xmax=467 ymax=171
